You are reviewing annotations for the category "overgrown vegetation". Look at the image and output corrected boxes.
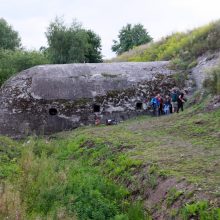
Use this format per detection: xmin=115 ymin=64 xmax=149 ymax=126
xmin=203 ymin=63 xmax=220 ymax=95
xmin=1 ymin=97 xmax=220 ymax=219
xmin=0 ymin=49 xmax=50 ymax=85
xmin=181 ymin=201 xmax=220 ymax=220
xmin=1 ymin=16 xmax=220 ymax=220
xmin=0 ymin=136 xmax=21 ymax=179
xmin=166 ymin=188 xmax=184 ymax=208
xmin=0 ymin=18 xmax=50 ymax=85
xmin=0 ymin=136 xmax=150 ymax=219
xmin=111 ymin=20 xmax=220 ymax=71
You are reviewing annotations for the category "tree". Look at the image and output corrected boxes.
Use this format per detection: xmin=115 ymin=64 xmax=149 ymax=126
xmin=85 ymin=30 xmax=102 ymax=63
xmin=112 ymin=23 xmax=153 ymax=55
xmin=45 ymin=17 xmax=102 ymax=64
xmin=0 ymin=49 xmax=50 ymax=85
xmin=0 ymin=19 xmax=50 ymax=85
xmin=0 ymin=18 xmax=21 ymax=50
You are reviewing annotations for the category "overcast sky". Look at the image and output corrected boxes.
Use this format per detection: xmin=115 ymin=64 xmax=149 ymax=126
xmin=0 ymin=0 xmax=220 ymax=58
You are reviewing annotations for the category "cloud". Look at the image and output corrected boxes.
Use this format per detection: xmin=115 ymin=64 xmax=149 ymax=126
xmin=0 ymin=0 xmax=220 ymax=58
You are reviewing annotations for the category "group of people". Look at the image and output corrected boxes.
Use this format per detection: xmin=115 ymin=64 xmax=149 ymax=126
xmin=150 ymin=88 xmax=186 ymax=116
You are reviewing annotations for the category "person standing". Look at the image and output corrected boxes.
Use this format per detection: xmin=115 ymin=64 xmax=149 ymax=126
xmin=177 ymin=92 xmax=185 ymax=113
xmin=157 ymin=94 xmax=164 ymax=116
xmin=151 ymin=95 xmax=160 ymax=116
xmin=171 ymin=89 xmax=178 ymax=113
xmin=164 ymin=95 xmax=171 ymax=115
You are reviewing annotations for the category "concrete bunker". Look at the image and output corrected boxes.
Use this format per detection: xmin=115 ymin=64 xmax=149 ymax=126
xmin=0 ymin=62 xmax=177 ymax=138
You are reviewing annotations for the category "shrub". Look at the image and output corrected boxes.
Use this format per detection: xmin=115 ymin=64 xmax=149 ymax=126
xmin=16 ymin=138 xmax=148 ymax=219
xmin=0 ymin=136 xmax=21 ymax=179
xmin=166 ymin=188 xmax=184 ymax=207
xmin=0 ymin=49 xmax=49 ymax=85
xmin=181 ymin=201 xmax=220 ymax=220
xmin=203 ymin=64 xmax=220 ymax=95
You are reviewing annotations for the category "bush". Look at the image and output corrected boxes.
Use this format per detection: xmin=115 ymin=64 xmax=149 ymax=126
xmin=0 ymin=49 xmax=49 ymax=85
xmin=203 ymin=64 xmax=220 ymax=95
xmin=0 ymin=136 xmax=21 ymax=179
xmin=16 ymin=138 xmax=148 ymax=219
xmin=181 ymin=201 xmax=220 ymax=220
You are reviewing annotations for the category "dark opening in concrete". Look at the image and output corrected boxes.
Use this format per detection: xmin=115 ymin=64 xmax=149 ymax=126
xmin=136 ymin=102 xmax=143 ymax=110
xmin=93 ymin=104 xmax=100 ymax=112
xmin=49 ymin=108 xmax=58 ymax=116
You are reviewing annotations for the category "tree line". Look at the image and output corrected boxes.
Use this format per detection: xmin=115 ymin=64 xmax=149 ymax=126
xmin=0 ymin=17 xmax=152 ymax=85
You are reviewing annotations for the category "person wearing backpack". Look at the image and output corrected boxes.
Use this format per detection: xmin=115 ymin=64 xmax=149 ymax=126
xmin=150 ymin=95 xmax=160 ymax=116
xmin=171 ymin=89 xmax=178 ymax=113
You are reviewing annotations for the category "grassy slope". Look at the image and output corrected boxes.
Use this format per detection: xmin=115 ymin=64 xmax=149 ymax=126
xmin=0 ymin=97 xmax=220 ymax=219
xmin=110 ymin=20 xmax=220 ymax=71
xmin=1 ymin=19 xmax=220 ymax=220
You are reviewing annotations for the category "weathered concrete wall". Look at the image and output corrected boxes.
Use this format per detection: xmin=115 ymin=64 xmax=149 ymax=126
xmin=0 ymin=62 xmax=177 ymax=138
xmin=191 ymin=51 xmax=220 ymax=89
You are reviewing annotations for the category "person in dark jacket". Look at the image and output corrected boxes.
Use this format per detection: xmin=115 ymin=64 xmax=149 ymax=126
xmin=157 ymin=94 xmax=164 ymax=116
xmin=177 ymin=92 xmax=185 ymax=113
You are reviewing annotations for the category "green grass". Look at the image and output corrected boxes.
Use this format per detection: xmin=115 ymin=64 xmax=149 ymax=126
xmin=17 ymin=138 xmax=147 ymax=219
xmin=0 ymin=136 xmax=21 ymax=179
xmin=0 ymin=136 xmax=150 ymax=219
xmin=110 ymin=20 xmax=220 ymax=71
xmin=166 ymin=188 xmax=184 ymax=207
xmin=181 ymin=201 xmax=220 ymax=220
xmin=70 ymin=108 xmax=220 ymax=189
xmin=0 ymin=99 xmax=220 ymax=219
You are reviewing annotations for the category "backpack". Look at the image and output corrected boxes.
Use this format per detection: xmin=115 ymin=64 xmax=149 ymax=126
xmin=171 ymin=93 xmax=178 ymax=102
xmin=151 ymin=97 xmax=159 ymax=106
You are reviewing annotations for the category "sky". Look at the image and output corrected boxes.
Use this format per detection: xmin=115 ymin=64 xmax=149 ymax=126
xmin=0 ymin=0 xmax=220 ymax=59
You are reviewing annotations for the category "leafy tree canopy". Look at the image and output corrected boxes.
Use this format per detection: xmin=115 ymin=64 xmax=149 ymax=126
xmin=112 ymin=23 xmax=153 ymax=55
xmin=0 ymin=18 xmax=21 ymax=50
xmin=0 ymin=49 xmax=50 ymax=85
xmin=45 ymin=17 xmax=102 ymax=64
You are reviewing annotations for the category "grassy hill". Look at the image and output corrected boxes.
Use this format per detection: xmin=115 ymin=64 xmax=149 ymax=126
xmin=1 ymin=20 xmax=220 ymax=220
xmin=110 ymin=20 xmax=220 ymax=71
xmin=0 ymin=94 xmax=220 ymax=219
